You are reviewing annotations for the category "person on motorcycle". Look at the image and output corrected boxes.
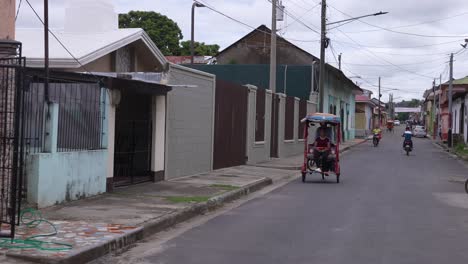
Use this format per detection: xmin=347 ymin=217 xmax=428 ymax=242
xmin=402 ymin=126 xmax=413 ymax=149
xmin=372 ymin=126 xmax=382 ymax=139
xmin=313 ymin=127 xmax=331 ymax=170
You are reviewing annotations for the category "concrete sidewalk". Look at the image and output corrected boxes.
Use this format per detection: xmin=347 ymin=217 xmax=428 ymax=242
xmin=0 ymin=139 xmax=365 ymax=264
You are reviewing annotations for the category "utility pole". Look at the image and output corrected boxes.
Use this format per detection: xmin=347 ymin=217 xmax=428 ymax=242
xmin=269 ymin=0 xmax=277 ymax=93
xmin=44 ymin=0 xmax=50 ymax=102
xmin=338 ymin=53 xmax=342 ymax=70
xmin=318 ymin=0 xmax=327 ymax=112
xmin=438 ymin=74 xmax=442 ymax=140
xmin=378 ymin=76 xmax=381 ymax=127
xmin=191 ymin=2 xmax=205 ymax=65
xmin=432 ymin=78 xmax=436 ymax=139
xmin=448 ymin=53 xmax=454 ymax=147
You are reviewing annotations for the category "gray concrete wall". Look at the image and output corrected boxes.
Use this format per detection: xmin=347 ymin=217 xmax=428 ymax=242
xmin=245 ymin=85 xmax=272 ymax=164
xmin=165 ymin=65 xmax=216 ymax=179
xmin=277 ymin=94 xmax=304 ymax=158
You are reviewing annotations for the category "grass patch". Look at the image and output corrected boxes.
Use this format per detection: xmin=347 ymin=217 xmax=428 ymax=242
xmin=165 ymin=196 xmax=210 ymax=203
xmin=454 ymin=144 xmax=468 ymax=156
xmin=210 ymin=184 xmax=240 ymax=191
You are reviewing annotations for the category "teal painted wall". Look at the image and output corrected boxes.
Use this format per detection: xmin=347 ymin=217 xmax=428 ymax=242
xmin=27 ymin=150 xmax=107 ymax=208
xmin=188 ymin=64 xmax=312 ymax=100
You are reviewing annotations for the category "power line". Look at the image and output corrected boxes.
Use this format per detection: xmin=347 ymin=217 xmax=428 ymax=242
xmin=333 ymin=28 xmax=439 ymax=79
xmin=197 ymin=0 xmax=320 ymax=43
xmin=328 ymin=4 xmax=468 ymax=38
xmin=15 ymin=0 xmax=23 ymax=21
xmin=266 ymin=0 xmax=320 ymax=34
xmin=344 ymin=11 xmax=468 ymax=34
xmin=332 ymin=39 xmax=465 ymax=50
xmin=24 ymin=0 xmax=103 ymax=83
xmin=342 ymin=57 xmax=448 ymax=67
xmin=281 ymin=2 xmax=321 ymax=31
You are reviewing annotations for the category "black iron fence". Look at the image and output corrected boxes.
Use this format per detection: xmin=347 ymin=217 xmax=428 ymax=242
xmin=0 ymin=54 xmax=25 ymax=238
xmin=50 ymin=83 xmax=104 ymax=152
xmin=22 ymin=82 xmax=105 ymax=153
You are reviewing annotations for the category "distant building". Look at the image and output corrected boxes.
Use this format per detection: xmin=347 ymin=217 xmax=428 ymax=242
xmin=165 ymin=56 xmax=207 ymax=65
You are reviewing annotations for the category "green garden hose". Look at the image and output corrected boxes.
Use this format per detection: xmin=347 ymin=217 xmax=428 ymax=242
xmin=0 ymin=208 xmax=72 ymax=251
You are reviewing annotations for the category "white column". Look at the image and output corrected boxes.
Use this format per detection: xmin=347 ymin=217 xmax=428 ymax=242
xmin=245 ymin=85 xmax=257 ymax=163
xmin=294 ymin=97 xmax=300 ymax=141
xmin=151 ymin=95 xmax=166 ymax=180
xmin=106 ymin=91 xmax=117 ymax=180
xmin=265 ymin=90 xmax=273 ymax=158
xmin=277 ymin=93 xmax=286 ymax=157
xmin=43 ymin=103 xmax=59 ymax=153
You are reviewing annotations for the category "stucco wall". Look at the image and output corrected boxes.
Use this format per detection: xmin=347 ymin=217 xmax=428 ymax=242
xmin=245 ymin=86 xmax=272 ymax=164
xmin=216 ymin=30 xmax=316 ymax=65
xmin=277 ymin=94 xmax=303 ymax=158
xmin=27 ymin=150 xmax=107 ymax=208
xmin=165 ymin=65 xmax=215 ymax=179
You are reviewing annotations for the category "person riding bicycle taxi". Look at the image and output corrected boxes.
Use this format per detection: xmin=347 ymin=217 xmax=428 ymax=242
xmin=402 ymin=126 xmax=413 ymax=148
xmin=313 ymin=127 xmax=332 ymax=168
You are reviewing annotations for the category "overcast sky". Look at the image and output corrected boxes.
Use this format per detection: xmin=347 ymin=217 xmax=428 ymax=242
xmin=16 ymin=0 xmax=468 ymax=101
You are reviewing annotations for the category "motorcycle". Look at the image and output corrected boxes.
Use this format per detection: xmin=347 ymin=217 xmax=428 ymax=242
xmin=404 ymin=140 xmax=412 ymax=156
xmin=373 ymin=133 xmax=380 ymax=147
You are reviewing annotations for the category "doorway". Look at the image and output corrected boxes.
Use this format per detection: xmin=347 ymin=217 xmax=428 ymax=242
xmin=113 ymin=91 xmax=153 ymax=186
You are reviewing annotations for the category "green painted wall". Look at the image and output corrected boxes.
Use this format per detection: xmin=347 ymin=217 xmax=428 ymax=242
xmin=188 ymin=64 xmax=312 ymax=100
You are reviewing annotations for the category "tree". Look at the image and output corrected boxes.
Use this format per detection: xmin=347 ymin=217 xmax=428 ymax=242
xmin=119 ymin=11 xmax=183 ymax=56
xmin=179 ymin=41 xmax=220 ymax=56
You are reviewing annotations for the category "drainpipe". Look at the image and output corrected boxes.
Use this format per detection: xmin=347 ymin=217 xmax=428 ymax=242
xmin=284 ymin=65 xmax=288 ymax=95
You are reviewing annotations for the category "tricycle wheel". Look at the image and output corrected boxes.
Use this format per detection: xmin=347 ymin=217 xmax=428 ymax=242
xmin=336 ymin=174 xmax=340 ymax=183
xmin=465 ymin=179 xmax=468 ymax=194
xmin=302 ymin=172 xmax=306 ymax=183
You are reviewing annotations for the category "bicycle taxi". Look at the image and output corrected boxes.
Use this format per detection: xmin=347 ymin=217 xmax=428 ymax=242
xmin=300 ymin=113 xmax=341 ymax=183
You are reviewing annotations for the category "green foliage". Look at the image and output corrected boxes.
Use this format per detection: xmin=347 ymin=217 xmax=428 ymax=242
xmin=119 ymin=11 xmax=220 ymax=57
xmin=165 ymin=196 xmax=210 ymax=203
xmin=180 ymin=41 xmax=220 ymax=56
xmin=119 ymin=11 xmax=183 ymax=56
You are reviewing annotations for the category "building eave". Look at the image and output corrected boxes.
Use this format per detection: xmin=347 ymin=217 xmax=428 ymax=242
xmin=25 ymin=29 xmax=168 ymax=69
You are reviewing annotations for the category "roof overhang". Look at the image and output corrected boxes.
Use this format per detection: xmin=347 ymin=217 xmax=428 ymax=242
xmin=24 ymin=68 xmax=172 ymax=95
xmin=20 ymin=29 xmax=168 ymax=69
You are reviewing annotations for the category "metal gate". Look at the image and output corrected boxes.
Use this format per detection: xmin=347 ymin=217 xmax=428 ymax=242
xmin=113 ymin=92 xmax=153 ymax=186
xmin=213 ymin=79 xmax=248 ymax=170
xmin=270 ymin=94 xmax=279 ymax=158
xmin=0 ymin=41 xmax=26 ymax=238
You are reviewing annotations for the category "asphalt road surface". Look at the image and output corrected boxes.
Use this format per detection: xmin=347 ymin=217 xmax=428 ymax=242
xmin=97 ymin=127 xmax=468 ymax=264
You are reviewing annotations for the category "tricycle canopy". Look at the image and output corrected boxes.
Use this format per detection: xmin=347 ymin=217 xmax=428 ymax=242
xmin=302 ymin=113 xmax=341 ymax=124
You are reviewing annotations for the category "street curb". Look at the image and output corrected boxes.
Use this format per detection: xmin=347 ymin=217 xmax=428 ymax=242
xmin=433 ymin=141 xmax=468 ymax=161
xmin=6 ymin=178 xmax=273 ymax=264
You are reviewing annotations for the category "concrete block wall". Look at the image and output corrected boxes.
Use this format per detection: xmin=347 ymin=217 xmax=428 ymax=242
xmin=245 ymin=85 xmax=272 ymax=164
xmin=277 ymin=94 xmax=304 ymax=158
xmin=166 ymin=65 xmax=216 ymax=179
xmin=27 ymin=103 xmax=107 ymax=208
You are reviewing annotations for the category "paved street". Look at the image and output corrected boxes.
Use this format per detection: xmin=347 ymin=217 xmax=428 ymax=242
xmin=96 ymin=127 xmax=468 ymax=264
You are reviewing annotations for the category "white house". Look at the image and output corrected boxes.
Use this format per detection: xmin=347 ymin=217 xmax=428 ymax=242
xmin=15 ymin=0 xmax=216 ymax=207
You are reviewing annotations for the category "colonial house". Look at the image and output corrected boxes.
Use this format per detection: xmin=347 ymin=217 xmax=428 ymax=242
xmin=370 ymin=98 xmax=387 ymax=128
xmin=422 ymin=88 xmax=437 ymax=138
xmin=355 ymin=89 xmax=376 ymax=138
xmin=13 ymin=0 xmax=216 ymax=207
xmin=439 ymin=76 xmax=468 ymax=144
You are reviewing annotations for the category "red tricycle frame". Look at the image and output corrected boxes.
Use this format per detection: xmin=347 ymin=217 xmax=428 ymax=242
xmin=300 ymin=113 xmax=341 ymax=183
